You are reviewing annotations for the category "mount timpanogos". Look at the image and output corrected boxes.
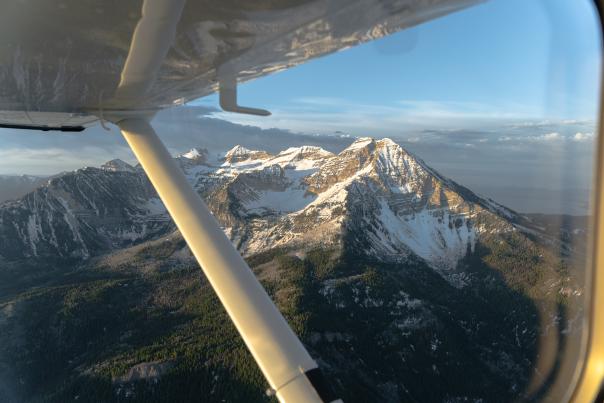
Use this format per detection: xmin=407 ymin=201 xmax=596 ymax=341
xmin=0 ymin=137 xmax=550 ymax=284
xmin=0 ymin=137 xmax=582 ymax=402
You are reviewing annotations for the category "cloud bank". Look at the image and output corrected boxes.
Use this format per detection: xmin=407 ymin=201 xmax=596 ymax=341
xmin=0 ymin=103 xmax=596 ymax=214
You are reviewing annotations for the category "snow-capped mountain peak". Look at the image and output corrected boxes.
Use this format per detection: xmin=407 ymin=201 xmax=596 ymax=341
xmin=278 ymin=145 xmax=333 ymax=159
xmin=223 ymin=145 xmax=272 ymax=164
xmin=101 ymin=159 xmax=136 ymax=173
xmin=1 ymin=137 xmax=521 ymax=288
xmin=225 ymin=145 xmax=251 ymax=157
xmin=180 ymin=148 xmax=207 ymax=160
xmin=268 ymin=146 xmax=334 ymax=171
xmin=344 ymin=136 xmax=375 ymax=151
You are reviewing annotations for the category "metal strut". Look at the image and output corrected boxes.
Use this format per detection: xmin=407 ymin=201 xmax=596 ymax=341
xmin=108 ymin=1 xmax=338 ymax=400
xmin=219 ymin=74 xmax=271 ymax=116
xmin=117 ymin=118 xmax=337 ymax=403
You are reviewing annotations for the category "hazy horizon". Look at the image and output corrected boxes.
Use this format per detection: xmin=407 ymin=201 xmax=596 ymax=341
xmin=0 ymin=112 xmax=594 ymax=216
xmin=0 ymin=0 xmax=599 ymax=216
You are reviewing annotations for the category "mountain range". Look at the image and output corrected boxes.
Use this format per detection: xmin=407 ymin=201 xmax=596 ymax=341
xmin=0 ymin=137 xmax=583 ymax=402
xmin=0 ymin=175 xmax=48 ymax=203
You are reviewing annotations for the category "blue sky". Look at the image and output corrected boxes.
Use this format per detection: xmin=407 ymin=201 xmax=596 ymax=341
xmin=196 ymin=0 xmax=601 ymax=133
xmin=0 ymin=0 xmax=601 ymax=214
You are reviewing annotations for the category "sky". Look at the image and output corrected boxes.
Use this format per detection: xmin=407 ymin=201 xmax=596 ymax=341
xmin=0 ymin=0 xmax=601 ymax=214
xmin=203 ymin=0 xmax=601 ymax=128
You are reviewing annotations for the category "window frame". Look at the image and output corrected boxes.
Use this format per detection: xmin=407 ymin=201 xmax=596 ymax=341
xmin=568 ymin=2 xmax=604 ymax=401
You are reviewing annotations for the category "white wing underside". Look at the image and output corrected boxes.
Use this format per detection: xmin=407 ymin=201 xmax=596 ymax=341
xmin=0 ymin=0 xmax=482 ymax=129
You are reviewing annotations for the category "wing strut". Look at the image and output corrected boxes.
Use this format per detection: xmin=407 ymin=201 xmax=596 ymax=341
xmin=107 ymin=1 xmax=339 ymax=400
xmin=116 ymin=117 xmax=338 ymax=403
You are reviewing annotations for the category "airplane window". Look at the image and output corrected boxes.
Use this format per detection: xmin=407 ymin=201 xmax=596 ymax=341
xmin=0 ymin=0 xmax=601 ymax=402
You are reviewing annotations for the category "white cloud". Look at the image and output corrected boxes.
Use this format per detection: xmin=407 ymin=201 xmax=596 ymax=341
xmin=538 ymin=132 xmax=562 ymax=141
xmin=406 ymin=137 xmax=422 ymax=143
xmin=0 ymin=146 xmax=133 ymax=175
xmin=572 ymin=132 xmax=594 ymax=142
xmin=497 ymin=131 xmax=572 ymax=145
xmin=0 ymin=106 xmax=360 ymax=175
xmin=506 ymin=119 xmax=595 ymax=129
xmin=211 ymin=98 xmax=543 ymax=135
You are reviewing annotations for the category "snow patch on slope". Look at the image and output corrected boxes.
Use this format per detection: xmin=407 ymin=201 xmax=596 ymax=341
xmin=344 ymin=137 xmax=373 ymax=151
xmin=101 ymin=159 xmax=136 ymax=173
xmin=181 ymin=148 xmax=204 ymax=160
xmin=244 ymin=188 xmax=314 ymax=214
xmin=374 ymin=199 xmax=476 ymax=272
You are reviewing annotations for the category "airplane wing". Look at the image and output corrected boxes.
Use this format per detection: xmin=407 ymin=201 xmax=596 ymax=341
xmin=0 ymin=2 xmax=486 ymax=401
xmin=0 ymin=0 xmax=482 ymax=129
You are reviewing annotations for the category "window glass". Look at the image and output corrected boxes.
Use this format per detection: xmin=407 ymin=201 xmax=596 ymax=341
xmin=0 ymin=0 xmax=600 ymax=401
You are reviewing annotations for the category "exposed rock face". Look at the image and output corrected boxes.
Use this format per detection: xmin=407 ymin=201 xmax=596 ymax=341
xmin=0 ymin=174 xmax=48 ymax=203
xmin=177 ymin=148 xmax=210 ymax=168
xmin=0 ymin=167 xmax=171 ymax=260
xmin=101 ymin=159 xmax=136 ymax=173
xmin=0 ymin=137 xmax=520 ymax=284
xmin=222 ymin=145 xmax=272 ymax=164
xmin=113 ymin=360 xmax=174 ymax=384
xmin=0 ymin=137 xmax=580 ymax=403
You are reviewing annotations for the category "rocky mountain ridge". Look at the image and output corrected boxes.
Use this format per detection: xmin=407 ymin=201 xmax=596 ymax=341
xmin=0 ymin=137 xmax=533 ymax=284
xmin=0 ymin=174 xmax=49 ymax=203
xmin=0 ymin=137 xmax=582 ymax=403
